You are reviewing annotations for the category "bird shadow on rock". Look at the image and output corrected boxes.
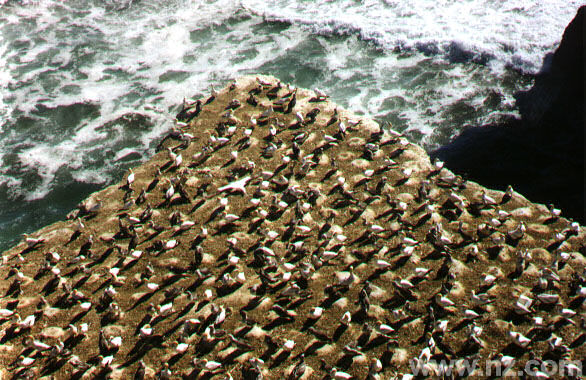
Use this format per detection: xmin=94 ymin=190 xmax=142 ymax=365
xmin=270 ymin=350 xmax=291 ymax=369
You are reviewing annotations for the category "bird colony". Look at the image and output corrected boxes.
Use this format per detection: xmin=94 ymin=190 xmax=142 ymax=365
xmin=0 ymin=75 xmax=584 ymax=379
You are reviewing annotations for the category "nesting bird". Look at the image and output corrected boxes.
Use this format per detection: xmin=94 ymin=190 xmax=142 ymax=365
xmin=0 ymin=75 xmax=583 ymax=380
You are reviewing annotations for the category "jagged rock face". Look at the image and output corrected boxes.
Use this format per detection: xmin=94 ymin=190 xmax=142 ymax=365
xmin=0 ymin=76 xmax=585 ymax=380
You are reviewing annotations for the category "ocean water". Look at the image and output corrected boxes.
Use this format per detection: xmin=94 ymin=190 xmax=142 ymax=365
xmin=0 ymin=0 xmax=582 ymax=251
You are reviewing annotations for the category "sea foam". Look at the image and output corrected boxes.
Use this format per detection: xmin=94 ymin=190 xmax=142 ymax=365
xmin=0 ymin=0 xmax=581 ymax=250
xmin=242 ymin=0 xmax=584 ymax=74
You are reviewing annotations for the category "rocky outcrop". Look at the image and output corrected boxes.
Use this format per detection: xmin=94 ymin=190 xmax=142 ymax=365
xmin=433 ymin=6 xmax=585 ymax=223
xmin=0 ymin=76 xmax=584 ymax=379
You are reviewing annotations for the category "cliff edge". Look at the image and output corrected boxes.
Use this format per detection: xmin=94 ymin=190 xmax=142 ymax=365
xmin=433 ymin=6 xmax=585 ymax=223
xmin=0 ymin=76 xmax=584 ymax=379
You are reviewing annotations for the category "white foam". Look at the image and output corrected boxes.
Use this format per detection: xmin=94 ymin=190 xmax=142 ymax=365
xmin=17 ymin=141 xmax=80 ymax=200
xmin=0 ymin=36 xmax=11 ymax=124
xmin=0 ymin=0 xmax=577 ymax=204
xmin=71 ymin=169 xmax=109 ymax=186
xmin=0 ymin=174 xmax=22 ymax=200
xmin=242 ymin=0 xmax=584 ymax=74
xmin=114 ymin=147 xmax=141 ymax=162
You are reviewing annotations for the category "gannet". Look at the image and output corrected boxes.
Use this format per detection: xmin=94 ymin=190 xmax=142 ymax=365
xmin=283 ymin=339 xmax=295 ymax=351
xmin=289 ymin=355 xmax=306 ymax=379
xmin=22 ymin=233 xmax=45 ymax=248
xmin=126 ymin=168 xmax=135 ymax=187
xmin=256 ymin=77 xmax=272 ymax=86
xmin=509 ymin=331 xmax=531 ymax=347
xmin=315 ymin=88 xmax=328 ymax=99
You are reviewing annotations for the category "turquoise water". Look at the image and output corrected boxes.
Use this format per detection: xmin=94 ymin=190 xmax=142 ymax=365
xmin=0 ymin=0 xmax=581 ymax=251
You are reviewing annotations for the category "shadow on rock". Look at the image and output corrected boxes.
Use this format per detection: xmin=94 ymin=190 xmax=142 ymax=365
xmin=432 ymin=6 xmax=585 ymax=223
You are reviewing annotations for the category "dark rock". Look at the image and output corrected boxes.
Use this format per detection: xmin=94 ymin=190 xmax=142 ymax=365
xmin=432 ymin=6 xmax=585 ymax=222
